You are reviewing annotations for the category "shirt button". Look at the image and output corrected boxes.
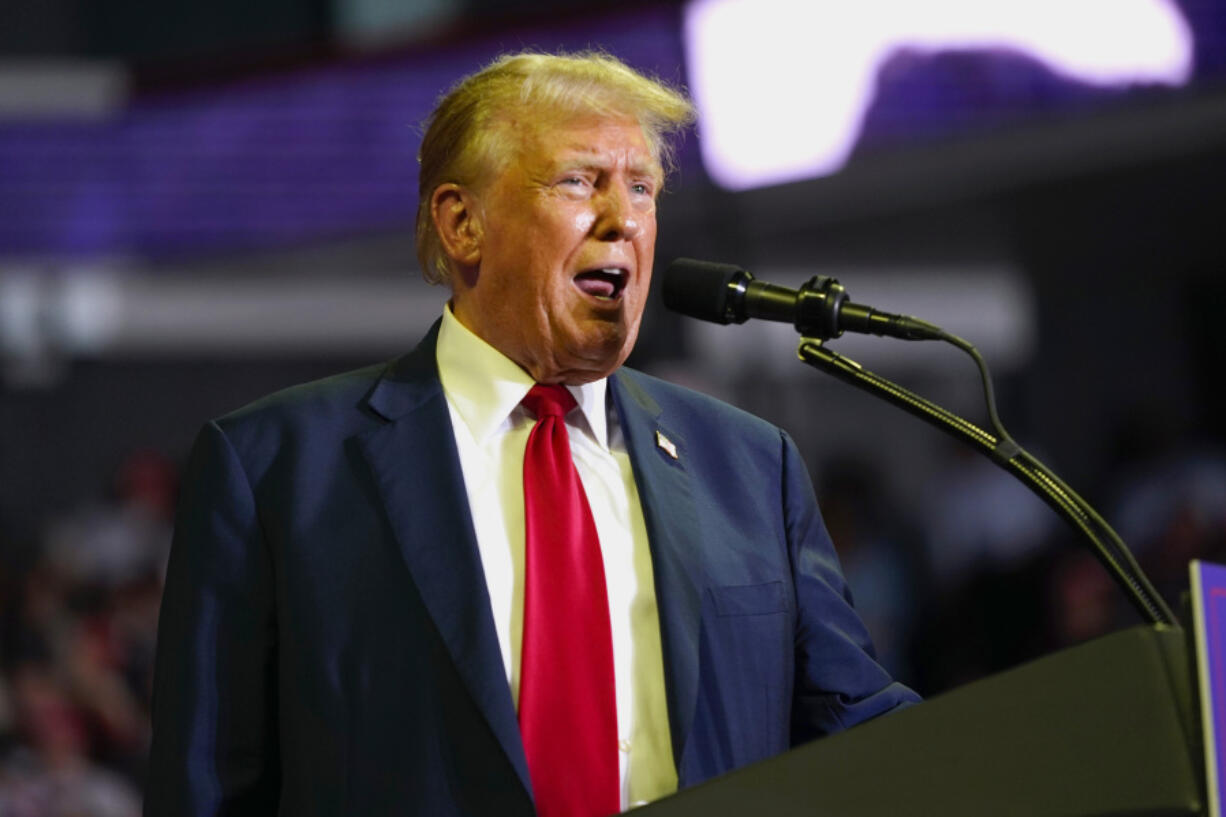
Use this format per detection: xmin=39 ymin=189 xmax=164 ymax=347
xmin=618 ymin=739 xmax=631 ymax=753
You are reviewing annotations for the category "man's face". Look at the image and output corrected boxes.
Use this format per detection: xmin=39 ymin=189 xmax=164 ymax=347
xmin=449 ymin=116 xmax=661 ymax=384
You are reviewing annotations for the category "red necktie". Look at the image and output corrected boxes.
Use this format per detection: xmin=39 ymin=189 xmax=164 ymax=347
xmin=518 ymin=384 xmax=619 ymax=817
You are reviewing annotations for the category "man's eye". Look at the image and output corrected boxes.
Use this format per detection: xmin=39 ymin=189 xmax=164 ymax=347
xmin=561 ymin=176 xmax=588 ymax=186
xmin=631 ymin=183 xmax=653 ymax=196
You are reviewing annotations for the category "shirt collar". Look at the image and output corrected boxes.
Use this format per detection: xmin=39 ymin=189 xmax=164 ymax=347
xmin=436 ymin=304 xmax=610 ymax=449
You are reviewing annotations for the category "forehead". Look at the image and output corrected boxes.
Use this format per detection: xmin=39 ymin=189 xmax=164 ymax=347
xmin=513 ymin=115 xmax=661 ymax=174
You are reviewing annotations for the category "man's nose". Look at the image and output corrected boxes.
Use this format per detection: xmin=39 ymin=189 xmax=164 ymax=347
xmin=593 ymin=184 xmax=641 ymax=241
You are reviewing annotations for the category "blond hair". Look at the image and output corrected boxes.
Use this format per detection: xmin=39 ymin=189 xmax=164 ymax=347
xmin=415 ymin=51 xmax=695 ymax=284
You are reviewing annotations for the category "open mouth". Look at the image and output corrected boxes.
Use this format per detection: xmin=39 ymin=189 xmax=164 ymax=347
xmin=573 ymin=267 xmax=628 ymax=301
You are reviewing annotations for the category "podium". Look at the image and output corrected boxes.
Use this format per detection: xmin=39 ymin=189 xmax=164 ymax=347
xmin=636 ymin=625 xmax=1204 ymax=816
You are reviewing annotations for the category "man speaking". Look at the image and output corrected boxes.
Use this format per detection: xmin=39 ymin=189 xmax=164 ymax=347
xmin=145 ymin=51 xmax=918 ymax=817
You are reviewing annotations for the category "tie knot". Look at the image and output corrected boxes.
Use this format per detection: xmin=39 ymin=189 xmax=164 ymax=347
xmin=522 ymin=384 xmax=577 ymax=420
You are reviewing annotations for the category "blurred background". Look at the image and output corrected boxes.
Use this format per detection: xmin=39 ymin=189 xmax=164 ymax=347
xmin=2 ymin=0 xmax=1225 ymax=810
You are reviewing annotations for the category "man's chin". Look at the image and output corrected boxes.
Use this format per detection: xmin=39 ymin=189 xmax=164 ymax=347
xmin=548 ymin=330 xmax=635 ymax=384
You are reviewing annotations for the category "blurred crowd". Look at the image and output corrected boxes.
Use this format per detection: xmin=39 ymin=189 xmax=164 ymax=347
xmin=822 ymin=418 xmax=1226 ymax=691
xmin=2 ymin=417 xmax=1224 ymax=813
xmin=1 ymin=452 xmax=173 ymax=816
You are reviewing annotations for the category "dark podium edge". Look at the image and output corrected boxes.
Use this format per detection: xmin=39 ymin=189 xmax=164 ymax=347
xmin=634 ymin=625 xmax=1206 ymax=817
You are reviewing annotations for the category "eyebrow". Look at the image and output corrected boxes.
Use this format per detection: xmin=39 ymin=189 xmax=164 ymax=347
xmin=553 ymin=152 xmax=663 ymax=181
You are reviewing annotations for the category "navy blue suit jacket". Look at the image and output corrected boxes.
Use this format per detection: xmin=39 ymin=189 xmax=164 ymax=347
xmin=145 ymin=323 xmax=917 ymax=816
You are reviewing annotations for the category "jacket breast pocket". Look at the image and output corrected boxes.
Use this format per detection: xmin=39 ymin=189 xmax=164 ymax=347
xmin=693 ymin=581 xmax=793 ymax=768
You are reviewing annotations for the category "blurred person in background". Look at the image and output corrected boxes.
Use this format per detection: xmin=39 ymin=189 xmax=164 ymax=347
xmin=146 ymin=51 xmax=917 ymax=817
xmin=0 ymin=660 xmax=141 ymax=817
xmin=42 ymin=451 xmax=176 ymax=589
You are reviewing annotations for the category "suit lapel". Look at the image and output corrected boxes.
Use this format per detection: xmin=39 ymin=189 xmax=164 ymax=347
xmin=610 ymin=371 xmax=706 ymax=772
xmin=357 ymin=324 xmax=532 ymax=796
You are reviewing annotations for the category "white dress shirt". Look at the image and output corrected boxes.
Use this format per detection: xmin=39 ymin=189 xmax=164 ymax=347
xmin=436 ymin=305 xmax=677 ymax=808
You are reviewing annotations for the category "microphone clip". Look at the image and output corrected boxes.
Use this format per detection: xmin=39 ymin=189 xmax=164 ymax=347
xmin=794 ymin=275 xmax=848 ymax=340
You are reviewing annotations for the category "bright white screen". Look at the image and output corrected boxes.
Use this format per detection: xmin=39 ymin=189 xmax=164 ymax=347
xmin=684 ymin=0 xmax=1193 ymax=190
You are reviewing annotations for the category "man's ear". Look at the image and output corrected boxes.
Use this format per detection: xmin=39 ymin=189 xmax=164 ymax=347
xmin=431 ymin=183 xmax=482 ymax=269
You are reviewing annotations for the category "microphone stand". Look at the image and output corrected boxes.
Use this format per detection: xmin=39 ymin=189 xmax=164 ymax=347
xmin=796 ymin=334 xmax=1178 ymax=628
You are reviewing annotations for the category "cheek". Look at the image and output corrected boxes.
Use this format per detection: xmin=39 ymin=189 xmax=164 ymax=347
xmin=565 ymin=209 xmax=595 ymax=234
xmin=638 ymin=214 xmax=658 ymax=250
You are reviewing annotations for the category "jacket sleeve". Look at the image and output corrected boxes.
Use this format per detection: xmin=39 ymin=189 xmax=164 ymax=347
xmin=144 ymin=420 xmax=280 ymax=816
xmin=779 ymin=431 xmax=920 ymax=745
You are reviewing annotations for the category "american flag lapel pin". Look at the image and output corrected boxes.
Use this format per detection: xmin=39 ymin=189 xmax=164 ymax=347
xmin=655 ymin=430 xmax=679 ymax=460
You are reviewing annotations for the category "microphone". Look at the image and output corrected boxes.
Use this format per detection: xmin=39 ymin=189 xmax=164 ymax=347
xmin=662 ymin=258 xmax=942 ymax=341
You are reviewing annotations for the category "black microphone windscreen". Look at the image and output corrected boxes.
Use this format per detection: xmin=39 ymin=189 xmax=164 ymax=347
xmin=662 ymin=258 xmax=746 ymax=324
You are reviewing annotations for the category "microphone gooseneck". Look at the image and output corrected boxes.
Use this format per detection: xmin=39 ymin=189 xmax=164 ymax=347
xmin=661 ymin=255 xmax=1177 ymax=627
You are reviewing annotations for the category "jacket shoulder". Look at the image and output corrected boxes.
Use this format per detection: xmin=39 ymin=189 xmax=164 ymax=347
xmin=205 ymin=361 xmax=396 ymax=471
xmin=218 ymin=361 xmax=390 ymax=428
